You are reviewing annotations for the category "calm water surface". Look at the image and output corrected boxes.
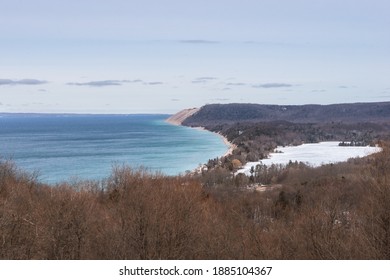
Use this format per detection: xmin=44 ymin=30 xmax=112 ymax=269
xmin=0 ymin=114 xmax=228 ymax=183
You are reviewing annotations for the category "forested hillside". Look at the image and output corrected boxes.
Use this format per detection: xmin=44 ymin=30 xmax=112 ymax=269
xmin=1 ymin=145 xmax=390 ymax=259
xmin=182 ymin=102 xmax=390 ymax=126
xmin=178 ymin=102 xmax=390 ymax=169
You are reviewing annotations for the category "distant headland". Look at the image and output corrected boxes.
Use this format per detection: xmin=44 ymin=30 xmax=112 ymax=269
xmin=168 ymin=101 xmax=390 ymax=128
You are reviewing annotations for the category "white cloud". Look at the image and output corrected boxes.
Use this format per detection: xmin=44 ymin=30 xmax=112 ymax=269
xmin=66 ymin=80 xmax=143 ymax=87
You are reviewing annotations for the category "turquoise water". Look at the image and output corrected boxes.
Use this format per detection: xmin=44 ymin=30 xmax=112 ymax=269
xmin=0 ymin=114 xmax=227 ymax=183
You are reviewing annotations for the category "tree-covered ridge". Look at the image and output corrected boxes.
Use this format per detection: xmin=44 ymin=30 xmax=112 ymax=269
xmin=182 ymin=102 xmax=390 ymax=126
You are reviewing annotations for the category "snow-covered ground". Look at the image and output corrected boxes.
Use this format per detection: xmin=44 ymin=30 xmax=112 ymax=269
xmin=237 ymin=141 xmax=382 ymax=175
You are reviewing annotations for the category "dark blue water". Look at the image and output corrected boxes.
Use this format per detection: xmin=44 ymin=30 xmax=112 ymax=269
xmin=0 ymin=114 xmax=227 ymax=183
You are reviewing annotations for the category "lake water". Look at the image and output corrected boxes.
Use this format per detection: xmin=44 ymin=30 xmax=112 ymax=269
xmin=238 ymin=141 xmax=382 ymax=175
xmin=0 ymin=114 xmax=228 ymax=183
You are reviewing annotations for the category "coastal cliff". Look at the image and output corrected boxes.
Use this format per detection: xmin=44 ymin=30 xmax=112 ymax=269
xmin=166 ymin=107 xmax=200 ymax=125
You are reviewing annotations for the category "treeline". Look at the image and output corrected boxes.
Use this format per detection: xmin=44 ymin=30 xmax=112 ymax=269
xmin=1 ymin=143 xmax=390 ymax=259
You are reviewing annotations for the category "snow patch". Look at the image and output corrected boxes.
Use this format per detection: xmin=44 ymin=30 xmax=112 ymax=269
xmin=237 ymin=141 xmax=382 ymax=175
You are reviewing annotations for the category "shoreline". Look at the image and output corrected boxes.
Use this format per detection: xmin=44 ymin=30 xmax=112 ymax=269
xmin=218 ymin=132 xmax=237 ymax=157
xmin=188 ymin=127 xmax=236 ymax=175
xmin=190 ymin=126 xmax=236 ymax=158
xmin=165 ymin=117 xmax=236 ymax=168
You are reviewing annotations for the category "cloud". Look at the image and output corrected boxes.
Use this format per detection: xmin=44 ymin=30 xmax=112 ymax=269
xmin=0 ymin=79 xmax=48 ymax=86
xmin=67 ymin=79 xmax=164 ymax=87
xmin=144 ymin=82 xmax=163 ymax=85
xmin=311 ymin=89 xmax=327 ymax=93
xmin=192 ymin=77 xmax=218 ymax=84
xmin=226 ymin=82 xmax=246 ymax=86
xmin=339 ymin=86 xmax=348 ymax=89
xmin=67 ymin=80 xmax=142 ymax=87
xmin=252 ymin=83 xmax=293 ymax=88
xmin=180 ymin=40 xmax=219 ymax=44
xmin=197 ymin=77 xmax=217 ymax=80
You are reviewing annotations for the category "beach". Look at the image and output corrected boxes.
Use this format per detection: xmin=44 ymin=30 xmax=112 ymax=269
xmin=218 ymin=132 xmax=237 ymax=157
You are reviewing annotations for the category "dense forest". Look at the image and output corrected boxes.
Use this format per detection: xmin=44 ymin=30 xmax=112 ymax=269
xmin=1 ymin=102 xmax=390 ymax=259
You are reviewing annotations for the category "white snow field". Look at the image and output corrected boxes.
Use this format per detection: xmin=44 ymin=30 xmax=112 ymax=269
xmin=237 ymin=141 xmax=382 ymax=175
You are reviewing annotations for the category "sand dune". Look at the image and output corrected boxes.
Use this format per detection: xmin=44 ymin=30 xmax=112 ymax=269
xmin=166 ymin=108 xmax=200 ymax=125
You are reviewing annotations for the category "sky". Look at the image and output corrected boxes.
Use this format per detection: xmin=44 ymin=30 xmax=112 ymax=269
xmin=0 ymin=0 xmax=389 ymax=114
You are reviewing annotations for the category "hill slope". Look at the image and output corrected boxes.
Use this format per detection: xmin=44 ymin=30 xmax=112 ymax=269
xmin=166 ymin=108 xmax=199 ymax=125
xmin=181 ymin=102 xmax=390 ymax=126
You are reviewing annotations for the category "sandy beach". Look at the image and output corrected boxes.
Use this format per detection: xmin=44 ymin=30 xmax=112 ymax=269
xmin=218 ymin=132 xmax=237 ymax=157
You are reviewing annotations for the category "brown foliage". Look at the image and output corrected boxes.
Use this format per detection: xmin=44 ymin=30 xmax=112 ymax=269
xmin=1 ymin=145 xmax=390 ymax=259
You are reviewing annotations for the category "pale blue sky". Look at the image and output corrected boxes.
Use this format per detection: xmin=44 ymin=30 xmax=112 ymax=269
xmin=0 ymin=0 xmax=389 ymax=113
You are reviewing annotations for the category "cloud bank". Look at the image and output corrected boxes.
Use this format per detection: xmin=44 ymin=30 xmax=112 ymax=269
xmin=66 ymin=80 xmax=143 ymax=87
xmin=0 ymin=79 xmax=48 ymax=86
